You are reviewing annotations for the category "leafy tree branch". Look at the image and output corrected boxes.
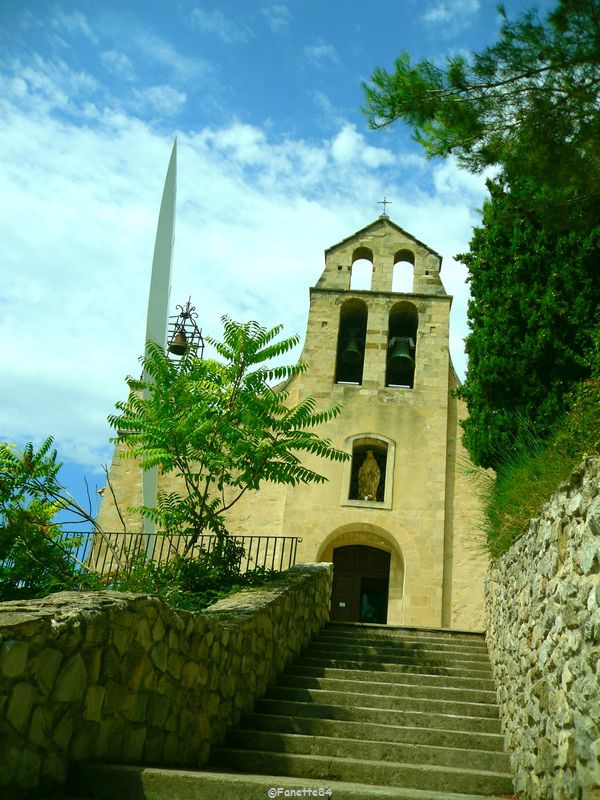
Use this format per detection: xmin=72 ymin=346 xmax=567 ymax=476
xmin=109 ymin=317 xmax=349 ymax=552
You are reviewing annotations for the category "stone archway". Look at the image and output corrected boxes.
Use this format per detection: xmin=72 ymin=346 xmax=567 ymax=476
xmin=317 ymin=525 xmax=405 ymax=625
xmin=330 ymin=544 xmax=390 ymax=623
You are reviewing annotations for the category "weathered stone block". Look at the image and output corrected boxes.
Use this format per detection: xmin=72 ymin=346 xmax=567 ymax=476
xmin=0 ymin=639 xmax=29 ymax=678
xmin=149 ymin=694 xmax=170 ymax=727
xmin=124 ymin=726 xmax=147 ymax=761
xmin=135 ymin=618 xmax=153 ymax=651
xmin=587 ymin=497 xmax=600 ymax=537
xmin=7 ymin=682 xmax=36 ymax=732
xmin=53 ymin=707 xmax=77 ymax=752
xmin=150 ymin=640 xmax=168 ymax=672
xmin=70 ymin=724 xmax=98 ymax=761
xmin=30 ymin=647 xmax=62 ymax=695
xmin=579 ymin=535 xmax=600 ymax=575
xmin=29 ymin=704 xmax=54 ymax=747
xmin=15 ymin=746 xmax=42 ymax=788
xmin=152 ymin=618 xmax=165 ymax=643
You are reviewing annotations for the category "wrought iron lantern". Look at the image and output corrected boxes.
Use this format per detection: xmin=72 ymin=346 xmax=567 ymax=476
xmin=167 ymin=297 xmax=205 ymax=360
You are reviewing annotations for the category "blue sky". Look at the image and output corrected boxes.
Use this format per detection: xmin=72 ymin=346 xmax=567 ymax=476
xmin=0 ymin=0 xmax=545 ymax=518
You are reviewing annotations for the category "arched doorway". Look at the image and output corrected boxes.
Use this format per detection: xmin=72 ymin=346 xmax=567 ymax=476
xmin=330 ymin=545 xmax=390 ymax=624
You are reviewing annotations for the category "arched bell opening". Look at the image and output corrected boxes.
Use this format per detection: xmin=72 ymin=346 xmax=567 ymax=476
xmin=335 ymin=299 xmax=368 ymax=385
xmin=350 ymin=246 xmax=374 ymax=291
xmin=392 ymin=249 xmax=415 ymax=293
xmin=386 ymin=301 xmax=418 ymax=388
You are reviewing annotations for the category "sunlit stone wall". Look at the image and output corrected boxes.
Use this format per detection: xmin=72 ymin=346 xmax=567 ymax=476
xmin=486 ymin=452 xmax=600 ymax=799
xmin=0 ymin=563 xmax=333 ymax=796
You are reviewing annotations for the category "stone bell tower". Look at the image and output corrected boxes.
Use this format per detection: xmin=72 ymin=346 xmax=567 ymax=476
xmin=225 ymin=213 xmax=489 ymax=631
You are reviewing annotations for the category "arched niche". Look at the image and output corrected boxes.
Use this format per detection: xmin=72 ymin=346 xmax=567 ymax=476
xmin=342 ymin=433 xmax=396 ymax=509
xmin=350 ymin=246 xmax=373 ymax=291
xmin=386 ymin=301 xmax=418 ymax=388
xmin=335 ymin=298 xmax=368 ymax=385
xmin=392 ymin=248 xmax=415 ymax=293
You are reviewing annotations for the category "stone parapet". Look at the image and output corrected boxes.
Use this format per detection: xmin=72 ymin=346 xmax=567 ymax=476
xmin=0 ymin=563 xmax=333 ymax=796
xmin=485 ymin=452 xmax=600 ymax=799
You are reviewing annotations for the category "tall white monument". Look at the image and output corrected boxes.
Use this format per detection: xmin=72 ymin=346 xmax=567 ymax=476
xmin=142 ymin=140 xmax=177 ymax=549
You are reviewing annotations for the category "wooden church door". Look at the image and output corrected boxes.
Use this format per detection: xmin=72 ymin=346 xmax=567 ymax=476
xmin=330 ymin=545 xmax=390 ymax=624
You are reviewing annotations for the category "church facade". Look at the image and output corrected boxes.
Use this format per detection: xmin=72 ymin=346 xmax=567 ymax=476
xmin=99 ymin=215 xmax=489 ymax=631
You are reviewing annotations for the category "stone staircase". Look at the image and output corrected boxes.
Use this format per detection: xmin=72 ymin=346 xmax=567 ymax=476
xmin=71 ymin=622 xmax=515 ymax=799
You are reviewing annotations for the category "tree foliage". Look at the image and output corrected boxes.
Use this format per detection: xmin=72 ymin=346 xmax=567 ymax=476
xmin=363 ymin=0 xmax=600 ymax=220
xmin=109 ymin=317 xmax=349 ymax=550
xmin=363 ymin=0 xmax=600 ymax=468
xmin=0 ymin=438 xmax=102 ymax=598
xmin=457 ymin=180 xmax=600 ymax=468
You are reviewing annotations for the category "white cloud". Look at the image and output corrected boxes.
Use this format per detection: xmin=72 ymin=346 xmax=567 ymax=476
xmin=331 ymin=124 xmax=395 ymax=169
xmin=432 ymin=157 xmax=497 ymax=202
xmin=132 ymin=85 xmax=187 ymax=116
xmin=261 ymin=4 xmax=292 ymax=34
xmin=4 ymin=55 xmax=99 ymax=115
xmin=101 ymin=50 xmax=136 ymax=82
xmin=210 ymin=122 xmax=267 ymax=164
xmin=51 ymin=11 xmax=99 ymax=45
xmin=188 ymin=6 xmax=252 ymax=43
xmin=422 ymin=0 xmax=480 ymax=34
xmin=303 ymin=40 xmax=340 ymax=68
xmin=134 ymin=32 xmax=212 ymax=82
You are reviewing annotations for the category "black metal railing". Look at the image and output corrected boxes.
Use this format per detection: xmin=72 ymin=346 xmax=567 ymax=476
xmin=67 ymin=530 xmax=302 ymax=575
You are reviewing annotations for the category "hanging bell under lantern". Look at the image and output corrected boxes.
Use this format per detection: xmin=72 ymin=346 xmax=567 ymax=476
xmin=387 ymin=336 xmax=414 ymax=372
xmin=168 ymin=329 xmax=188 ymax=356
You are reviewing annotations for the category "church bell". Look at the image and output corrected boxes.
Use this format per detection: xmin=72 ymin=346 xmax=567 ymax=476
xmin=168 ymin=330 xmax=188 ymax=356
xmin=387 ymin=336 xmax=414 ymax=371
xmin=341 ymin=338 xmax=362 ymax=364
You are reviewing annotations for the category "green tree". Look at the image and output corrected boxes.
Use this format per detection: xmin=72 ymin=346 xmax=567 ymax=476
xmin=363 ymin=0 xmax=600 ymax=468
xmin=457 ymin=180 xmax=600 ymax=468
xmin=109 ymin=317 xmax=349 ymax=551
xmin=363 ymin=0 xmax=600 ymax=220
xmin=0 ymin=438 xmax=105 ymax=598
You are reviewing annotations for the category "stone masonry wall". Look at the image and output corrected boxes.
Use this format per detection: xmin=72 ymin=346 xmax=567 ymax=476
xmin=485 ymin=453 xmax=600 ymax=799
xmin=0 ymin=563 xmax=333 ymax=796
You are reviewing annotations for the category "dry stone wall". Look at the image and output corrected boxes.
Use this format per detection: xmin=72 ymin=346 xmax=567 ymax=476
xmin=485 ymin=453 xmax=600 ymax=799
xmin=0 ymin=563 xmax=333 ymax=796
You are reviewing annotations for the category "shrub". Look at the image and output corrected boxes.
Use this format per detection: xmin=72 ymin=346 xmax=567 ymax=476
xmin=479 ymin=375 xmax=600 ymax=559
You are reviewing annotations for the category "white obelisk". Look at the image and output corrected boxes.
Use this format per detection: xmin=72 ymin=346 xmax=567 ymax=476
xmin=143 ymin=139 xmax=177 ymax=556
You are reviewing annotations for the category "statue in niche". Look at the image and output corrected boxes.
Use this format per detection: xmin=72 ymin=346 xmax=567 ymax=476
xmin=358 ymin=450 xmax=380 ymax=501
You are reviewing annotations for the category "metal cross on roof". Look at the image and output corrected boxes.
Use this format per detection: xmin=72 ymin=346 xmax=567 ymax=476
xmin=378 ymin=196 xmax=392 ymax=215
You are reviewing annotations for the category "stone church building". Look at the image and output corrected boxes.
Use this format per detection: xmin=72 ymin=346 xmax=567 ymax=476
xmin=99 ymin=214 xmax=489 ymax=632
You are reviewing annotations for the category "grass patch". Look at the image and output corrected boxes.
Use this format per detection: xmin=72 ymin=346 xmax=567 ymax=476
xmin=479 ymin=376 xmax=600 ymax=560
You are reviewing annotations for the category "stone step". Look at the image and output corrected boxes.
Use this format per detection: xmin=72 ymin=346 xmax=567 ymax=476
xmin=70 ymin=763 xmax=514 ymax=800
xmin=286 ymin=663 xmax=497 ymax=691
xmin=295 ymin=655 xmax=493 ymax=679
xmin=266 ymin=685 xmax=501 ymax=719
xmin=314 ymin=630 xmax=489 ymax=654
xmin=239 ymin=711 xmax=508 ymax=752
xmin=323 ymin=622 xmax=487 ymax=645
xmin=223 ymin=729 xmax=511 ymax=773
xmin=254 ymin=698 xmax=503 ymax=734
xmin=210 ymin=748 xmax=515 ymax=796
xmin=306 ymin=642 xmax=492 ymax=668
xmin=277 ymin=673 xmax=498 ymax=704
